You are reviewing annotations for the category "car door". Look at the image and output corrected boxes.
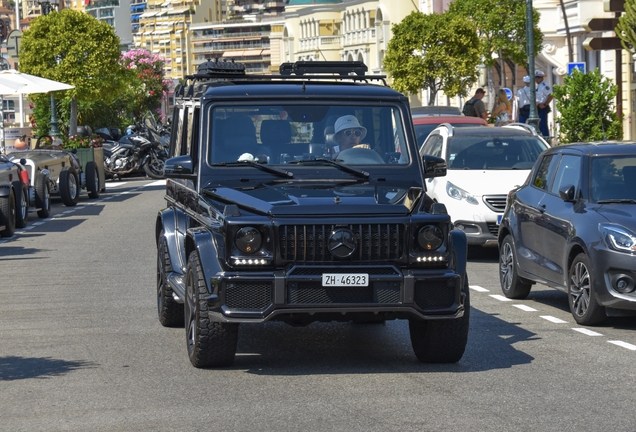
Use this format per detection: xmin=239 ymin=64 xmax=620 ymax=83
xmin=532 ymin=153 xmax=582 ymax=285
xmin=510 ymin=152 xmax=560 ymax=279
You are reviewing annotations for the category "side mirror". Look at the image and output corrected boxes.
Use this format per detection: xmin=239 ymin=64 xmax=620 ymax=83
xmin=164 ymin=155 xmax=194 ymax=178
xmin=558 ymin=184 xmax=576 ymax=202
xmin=422 ymin=154 xmax=447 ymax=178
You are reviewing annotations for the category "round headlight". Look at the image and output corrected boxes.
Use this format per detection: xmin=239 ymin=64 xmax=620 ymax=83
xmin=235 ymin=226 xmax=262 ymax=254
xmin=417 ymin=225 xmax=443 ymax=251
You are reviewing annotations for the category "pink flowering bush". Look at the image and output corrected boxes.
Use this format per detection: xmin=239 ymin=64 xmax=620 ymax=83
xmin=120 ymin=49 xmax=170 ymax=122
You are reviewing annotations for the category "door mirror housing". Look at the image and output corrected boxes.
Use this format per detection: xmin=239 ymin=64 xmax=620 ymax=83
xmin=164 ymin=155 xmax=195 ymax=178
xmin=422 ymin=154 xmax=447 ymax=178
xmin=558 ymin=184 xmax=576 ymax=202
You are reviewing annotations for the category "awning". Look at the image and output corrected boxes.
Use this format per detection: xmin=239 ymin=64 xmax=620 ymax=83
xmin=140 ymin=11 xmax=157 ymax=17
xmin=222 ymin=51 xmax=244 ymax=57
xmin=260 ymin=49 xmax=271 ymax=55
xmin=242 ymin=50 xmax=261 ymax=57
xmin=130 ymin=3 xmax=146 ymax=11
xmin=131 ymin=13 xmax=142 ymax=19
xmin=167 ymin=8 xmax=187 ymax=14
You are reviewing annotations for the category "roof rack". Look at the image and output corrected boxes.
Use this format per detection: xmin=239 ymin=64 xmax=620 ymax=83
xmin=179 ymin=60 xmax=388 ymax=93
xmin=279 ymin=61 xmax=368 ymax=76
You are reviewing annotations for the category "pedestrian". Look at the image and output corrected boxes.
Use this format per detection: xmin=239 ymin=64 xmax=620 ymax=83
xmin=462 ymin=88 xmax=488 ymax=121
xmin=517 ymin=76 xmax=532 ymax=124
xmin=491 ymin=89 xmax=512 ymax=126
xmin=535 ymin=69 xmax=553 ymax=137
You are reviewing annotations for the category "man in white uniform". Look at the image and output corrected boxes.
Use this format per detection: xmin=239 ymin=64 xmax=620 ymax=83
xmin=516 ymin=76 xmax=531 ymax=123
xmin=535 ymin=69 xmax=553 ymax=137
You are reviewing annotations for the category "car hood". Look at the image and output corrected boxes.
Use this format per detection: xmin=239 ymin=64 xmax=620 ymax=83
xmin=203 ymin=182 xmax=422 ymax=217
xmin=594 ymin=205 xmax=636 ymax=227
xmin=446 ymin=169 xmax=530 ymax=196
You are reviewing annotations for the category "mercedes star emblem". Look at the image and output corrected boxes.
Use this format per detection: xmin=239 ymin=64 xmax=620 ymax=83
xmin=328 ymin=229 xmax=356 ymax=258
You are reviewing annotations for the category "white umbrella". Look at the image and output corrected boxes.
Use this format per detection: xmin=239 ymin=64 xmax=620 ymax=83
xmin=0 ymin=80 xmax=26 ymax=94
xmin=0 ymin=69 xmax=74 ymax=94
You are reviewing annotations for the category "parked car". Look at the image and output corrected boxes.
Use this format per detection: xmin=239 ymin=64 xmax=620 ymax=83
xmin=412 ymin=113 xmax=488 ymax=147
xmin=411 ymin=105 xmax=462 ymax=116
xmin=420 ymin=123 xmax=550 ymax=246
xmin=8 ymin=136 xmax=104 ymax=208
xmin=499 ymin=141 xmax=636 ymax=325
xmin=156 ymin=60 xmax=470 ymax=368
xmin=0 ymin=153 xmax=29 ymax=237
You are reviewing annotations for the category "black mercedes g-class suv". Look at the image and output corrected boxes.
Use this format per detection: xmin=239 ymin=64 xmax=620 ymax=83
xmin=156 ymin=60 xmax=469 ymax=368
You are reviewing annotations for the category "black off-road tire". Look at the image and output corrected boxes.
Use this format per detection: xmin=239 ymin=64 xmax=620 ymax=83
xmin=568 ymin=253 xmax=606 ymax=326
xmin=34 ymin=173 xmax=51 ymax=218
xmin=85 ymin=161 xmax=100 ymax=199
xmin=59 ymin=166 xmax=80 ymax=207
xmin=157 ymin=235 xmax=184 ymax=327
xmin=0 ymin=188 xmax=16 ymax=237
xmin=13 ymin=181 xmax=29 ymax=228
xmin=409 ymin=275 xmax=470 ymax=363
xmin=185 ymin=250 xmax=238 ymax=368
xmin=499 ymin=235 xmax=532 ymax=299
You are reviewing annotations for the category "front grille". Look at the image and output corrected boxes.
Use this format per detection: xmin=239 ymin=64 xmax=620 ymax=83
xmin=287 ymin=281 xmax=400 ymax=304
xmin=288 ymin=266 xmax=400 ymax=277
xmin=414 ymin=279 xmax=458 ymax=310
xmin=225 ymin=282 xmax=272 ymax=310
xmin=486 ymin=223 xmax=499 ymax=236
xmin=483 ymin=195 xmax=507 ymax=212
xmin=279 ymin=224 xmax=404 ymax=262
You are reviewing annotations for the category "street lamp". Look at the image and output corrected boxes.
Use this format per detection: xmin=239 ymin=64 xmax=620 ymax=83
xmin=36 ymin=0 xmax=60 ymax=138
xmin=525 ymin=0 xmax=540 ymax=133
xmin=0 ymin=57 xmax=10 ymax=153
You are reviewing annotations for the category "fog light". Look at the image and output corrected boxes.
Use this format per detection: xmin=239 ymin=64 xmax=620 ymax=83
xmin=612 ymin=274 xmax=635 ymax=294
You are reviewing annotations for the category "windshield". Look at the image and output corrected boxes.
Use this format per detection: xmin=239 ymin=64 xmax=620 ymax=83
xmin=447 ymin=135 xmax=547 ymax=170
xmin=208 ymin=104 xmax=410 ymax=166
xmin=591 ymin=156 xmax=636 ymax=203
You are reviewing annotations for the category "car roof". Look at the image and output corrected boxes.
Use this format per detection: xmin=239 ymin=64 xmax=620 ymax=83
xmin=411 ymin=106 xmax=462 ymax=116
xmin=412 ymin=115 xmax=488 ymax=125
xmin=437 ymin=124 xmax=536 ymax=137
xmin=546 ymin=141 xmax=636 ymax=156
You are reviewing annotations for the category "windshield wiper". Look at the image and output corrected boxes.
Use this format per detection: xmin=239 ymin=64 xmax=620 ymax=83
xmin=287 ymin=157 xmax=369 ymax=179
xmin=597 ymin=199 xmax=636 ymax=204
xmin=212 ymin=160 xmax=294 ymax=178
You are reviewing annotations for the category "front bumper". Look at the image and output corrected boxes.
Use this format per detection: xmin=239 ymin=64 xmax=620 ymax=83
xmin=594 ymin=248 xmax=636 ymax=311
xmin=201 ymin=264 xmax=465 ymax=323
xmin=453 ymin=219 xmax=499 ymax=246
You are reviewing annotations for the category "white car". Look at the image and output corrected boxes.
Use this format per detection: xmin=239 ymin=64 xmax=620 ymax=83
xmin=420 ymin=123 xmax=550 ymax=247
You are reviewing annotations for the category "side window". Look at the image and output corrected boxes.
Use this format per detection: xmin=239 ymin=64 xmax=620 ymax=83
xmin=533 ymin=154 xmax=558 ymax=191
xmin=190 ymin=107 xmax=200 ymax=166
xmin=550 ymin=155 xmax=581 ymax=195
xmin=420 ymin=134 xmax=442 ymax=157
xmin=170 ymin=107 xmax=186 ymax=158
xmin=185 ymin=107 xmax=194 ymax=156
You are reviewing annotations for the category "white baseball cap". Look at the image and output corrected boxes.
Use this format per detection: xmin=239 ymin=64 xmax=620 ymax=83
xmin=334 ymin=115 xmax=367 ymax=140
xmin=523 ymin=75 xmax=531 ymax=83
xmin=535 ymin=70 xmax=545 ymax=77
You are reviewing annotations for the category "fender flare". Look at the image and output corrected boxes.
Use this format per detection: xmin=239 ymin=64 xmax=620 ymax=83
xmin=187 ymin=227 xmax=224 ymax=296
xmin=0 ymin=184 xmax=10 ymax=198
xmin=450 ymin=229 xmax=468 ymax=281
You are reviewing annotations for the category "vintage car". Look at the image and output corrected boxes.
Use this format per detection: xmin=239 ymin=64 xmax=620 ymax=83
xmin=8 ymin=136 xmax=104 ymax=208
xmin=0 ymin=153 xmax=30 ymax=237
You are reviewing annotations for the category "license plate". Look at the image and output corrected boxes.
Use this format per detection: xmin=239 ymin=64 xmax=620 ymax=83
xmin=497 ymin=215 xmax=503 ymax=225
xmin=322 ymin=273 xmax=369 ymax=287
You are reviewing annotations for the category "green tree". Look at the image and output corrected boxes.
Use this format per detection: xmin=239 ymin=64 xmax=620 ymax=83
xmin=19 ymin=9 xmax=126 ymax=136
xmin=383 ymin=11 xmax=481 ymax=104
xmin=617 ymin=0 xmax=636 ymax=53
xmin=448 ymin=0 xmax=543 ymax=74
xmin=553 ymin=68 xmax=622 ymax=143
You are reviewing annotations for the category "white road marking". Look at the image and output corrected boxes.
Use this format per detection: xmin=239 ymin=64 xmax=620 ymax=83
xmin=146 ymin=180 xmax=166 ymax=187
xmin=608 ymin=340 xmax=636 ymax=350
xmin=572 ymin=328 xmax=603 ymax=336
xmin=490 ymin=294 xmax=513 ymax=302
xmin=470 ymin=285 xmax=490 ymax=292
xmin=513 ymin=304 xmax=538 ymax=312
xmin=105 ymin=182 xmax=127 ymax=188
xmin=540 ymin=315 xmax=567 ymax=324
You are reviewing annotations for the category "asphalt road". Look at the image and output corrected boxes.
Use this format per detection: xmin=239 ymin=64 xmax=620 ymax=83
xmin=2 ymin=179 xmax=636 ymax=431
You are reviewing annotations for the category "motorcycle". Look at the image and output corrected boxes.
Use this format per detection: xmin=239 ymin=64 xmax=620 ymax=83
xmin=98 ymin=113 xmax=168 ymax=180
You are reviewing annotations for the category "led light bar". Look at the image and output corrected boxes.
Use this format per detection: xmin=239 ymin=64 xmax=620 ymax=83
xmin=416 ymin=255 xmax=447 ymax=263
xmin=232 ymin=258 xmax=269 ymax=266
